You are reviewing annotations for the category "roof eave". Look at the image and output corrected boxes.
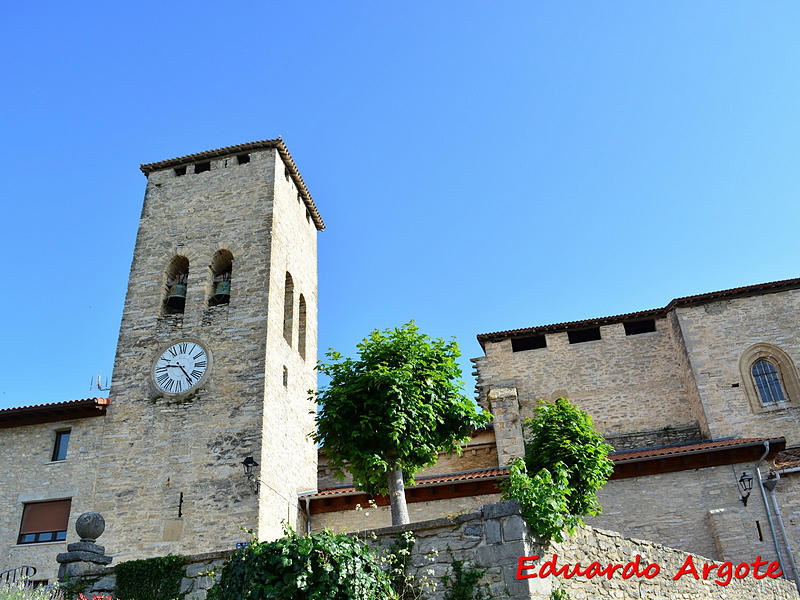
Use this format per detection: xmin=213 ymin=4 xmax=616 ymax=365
xmin=139 ymin=138 xmax=325 ymax=231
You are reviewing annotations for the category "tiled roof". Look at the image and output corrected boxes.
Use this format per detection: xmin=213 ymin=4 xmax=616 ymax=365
xmin=305 ymin=467 xmax=509 ymax=499
xmin=610 ymin=438 xmax=776 ymax=462
xmin=139 ymin=138 xmax=325 ymax=231
xmin=477 ymin=276 xmax=800 ymax=345
xmin=0 ymin=397 xmax=110 ymax=428
xmin=775 ymin=448 xmax=800 ymax=470
xmin=308 ymin=437 xmax=782 ymax=500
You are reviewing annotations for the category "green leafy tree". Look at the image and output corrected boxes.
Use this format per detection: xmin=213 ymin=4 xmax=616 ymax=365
xmin=313 ymin=322 xmax=491 ymax=525
xmin=502 ymin=397 xmax=613 ymax=541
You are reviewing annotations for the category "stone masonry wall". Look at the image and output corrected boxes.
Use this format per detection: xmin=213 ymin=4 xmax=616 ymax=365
xmin=589 ymin=460 xmax=783 ymax=568
xmin=317 ymin=430 xmax=499 ymax=490
xmin=62 ymin=501 xmax=799 ymax=600
xmin=258 ymin=148 xmax=319 ymax=540
xmin=551 ymin=525 xmax=798 ymax=600
xmin=310 ymin=493 xmax=503 ymax=533
xmin=91 ymin=147 xmax=319 ymax=564
xmin=477 ymin=317 xmax=696 ymax=440
xmin=68 ymin=549 xmax=235 ymax=600
xmin=370 ymin=500 xmax=798 ymax=600
xmin=674 ymin=290 xmax=800 ymax=446
xmin=0 ymin=416 xmax=106 ymax=583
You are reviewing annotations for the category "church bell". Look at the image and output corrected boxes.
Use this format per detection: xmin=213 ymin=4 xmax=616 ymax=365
xmin=213 ymin=280 xmax=231 ymax=304
xmin=166 ymin=282 xmax=187 ymax=310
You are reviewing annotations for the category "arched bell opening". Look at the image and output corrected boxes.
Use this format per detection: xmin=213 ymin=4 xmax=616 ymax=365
xmin=164 ymin=256 xmax=189 ymax=314
xmin=209 ymin=249 xmax=233 ymax=307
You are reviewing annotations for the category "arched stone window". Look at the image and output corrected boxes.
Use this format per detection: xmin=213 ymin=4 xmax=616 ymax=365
xmin=751 ymin=359 xmax=785 ymax=404
xmin=283 ymin=272 xmax=294 ymax=346
xmin=209 ymin=249 xmax=233 ymax=307
xmin=739 ymin=343 xmax=800 ymax=411
xmin=164 ymin=256 xmax=189 ymax=314
xmin=298 ymin=294 xmax=307 ymax=359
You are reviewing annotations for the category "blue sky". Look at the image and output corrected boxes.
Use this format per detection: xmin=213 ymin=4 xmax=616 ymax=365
xmin=1 ymin=2 xmax=799 ymax=409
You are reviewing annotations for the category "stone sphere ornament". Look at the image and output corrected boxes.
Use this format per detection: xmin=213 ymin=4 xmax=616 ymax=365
xmin=75 ymin=512 xmax=105 ymax=542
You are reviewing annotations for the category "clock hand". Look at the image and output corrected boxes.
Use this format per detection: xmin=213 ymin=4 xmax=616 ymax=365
xmin=177 ymin=365 xmax=193 ymax=383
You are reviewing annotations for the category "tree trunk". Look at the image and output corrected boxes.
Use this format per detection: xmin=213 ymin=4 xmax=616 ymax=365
xmin=387 ymin=463 xmax=410 ymax=525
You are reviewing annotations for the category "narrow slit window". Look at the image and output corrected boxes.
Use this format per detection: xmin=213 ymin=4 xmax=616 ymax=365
xmin=195 ymin=161 xmax=211 ymax=174
xmin=752 ymin=359 xmax=786 ymax=404
xmin=283 ymin=272 xmax=294 ymax=346
xmin=624 ymin=319 xmax=656 ymax=336
xmin=52 ymin=430 xmax=70 ymax=462
xmin=568 ymin=328 xmax=601 ymax=344
xmin=298 ymin=295 xmax=307 ymax=359
xmin=511 ymin=335 xmax=546 ymax=352
xmin=283 ymin=366 xmax=289 ymax=387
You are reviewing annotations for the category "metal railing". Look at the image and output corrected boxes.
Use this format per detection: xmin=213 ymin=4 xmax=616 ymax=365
xmin=0 ymin=565 xmax=37 ymax=585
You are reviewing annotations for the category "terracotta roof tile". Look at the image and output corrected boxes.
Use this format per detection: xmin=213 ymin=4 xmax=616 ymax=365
xmin=611 ymin=438 xmax=776 ymax=462
xmin=306 ymin=467 xmax=509 ymax=499
xmin=308 ymin=438 xmax=782 ymax=500
xmin=139 ymin=138 xmax=325 ymax=231
xmin=775 ymin=448 xmax=800 ymax=470
xmin=478 ymin=276 xmax=800 ymax=346
xmin=0 ymin=397 xmax=110 ymax=428
xmin=0 ymin=397 xmax=109 ymax=413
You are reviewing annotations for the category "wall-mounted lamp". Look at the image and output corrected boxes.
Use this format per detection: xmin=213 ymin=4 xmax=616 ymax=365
xmin=241 ymin=456 xmax=260 ymax=493
xmin=738 ymin=471 xmax=754 ymax=506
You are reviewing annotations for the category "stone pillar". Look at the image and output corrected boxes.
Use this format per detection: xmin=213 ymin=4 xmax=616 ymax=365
xmin=57 ymin=512 xmax=113 ymax=591
xmin=487 ymin=387 xmax=525 ymax=466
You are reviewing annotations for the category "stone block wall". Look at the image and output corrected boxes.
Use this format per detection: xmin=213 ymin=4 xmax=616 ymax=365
xmin=476 ymin=317 xmax=696 ymax=440
xmin=589 ymin=461 xmax=780 ymax=566
xmin=0 ymin=415 xmax=106 ymax=583
xmin=551 ymin=525 xmax=798 ymax=600
xmin=317 ymin=429 xmax=499 ymax=490
xmin=69 ymin=549 xmax=234 ymax=600
xmin=370 ymin=500 xmax=799 ymax=600
xmin=59 ymin=500 xmax=800 ymax=600
xmin=310 ymin=493 xmax=503 ymax=533
xmin=672 ymin=291 xmax=800 ymax=445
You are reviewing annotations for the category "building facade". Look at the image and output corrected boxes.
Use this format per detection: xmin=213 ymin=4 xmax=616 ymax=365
xmin=3 ymin=138 xmax=800 ymax=589
xmin=472 ymin=279 xmax=800 ymax=581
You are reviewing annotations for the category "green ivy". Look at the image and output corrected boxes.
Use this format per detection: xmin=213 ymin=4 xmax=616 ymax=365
xmin=114 ymin=554 xmax=188 ymax=600
xmin=206 ymin=528 xmax=396 ymax=600
xmin=441 ymin=559 xmax=487 ymax=600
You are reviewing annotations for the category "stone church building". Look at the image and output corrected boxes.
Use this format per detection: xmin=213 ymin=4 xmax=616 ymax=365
xmin=2 ymin=139 xmax=800 ymax=587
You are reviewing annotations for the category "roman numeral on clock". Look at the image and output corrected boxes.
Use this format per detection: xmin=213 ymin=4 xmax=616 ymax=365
xmin=191 ymin=370 xmax=203 ymax=380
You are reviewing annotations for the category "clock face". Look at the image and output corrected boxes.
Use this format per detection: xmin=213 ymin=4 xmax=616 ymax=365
xmin=153 ymin=340 xmax=209 ymax=394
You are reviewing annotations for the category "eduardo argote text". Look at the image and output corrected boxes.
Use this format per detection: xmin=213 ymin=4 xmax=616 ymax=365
xmin=517 ymin=553 xmax=783 ymax=587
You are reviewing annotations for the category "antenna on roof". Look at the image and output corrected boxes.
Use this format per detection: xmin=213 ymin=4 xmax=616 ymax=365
xmin=90 ymin=374 xmax=110 ymax=393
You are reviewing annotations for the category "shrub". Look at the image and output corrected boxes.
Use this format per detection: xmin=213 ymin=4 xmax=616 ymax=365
xmin=502 ymin=397 xmax=613 ymax=541
xmin=114 ymin=554 xmax=187 ymax=600
xmin=0 ymin=582 xmax=63 ymax=600
xmin=207 ymin=528 xmax=396 ymax=600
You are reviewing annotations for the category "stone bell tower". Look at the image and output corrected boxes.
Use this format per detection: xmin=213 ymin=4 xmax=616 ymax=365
xmin=93 ymin=139 xmax=322 ymax=562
